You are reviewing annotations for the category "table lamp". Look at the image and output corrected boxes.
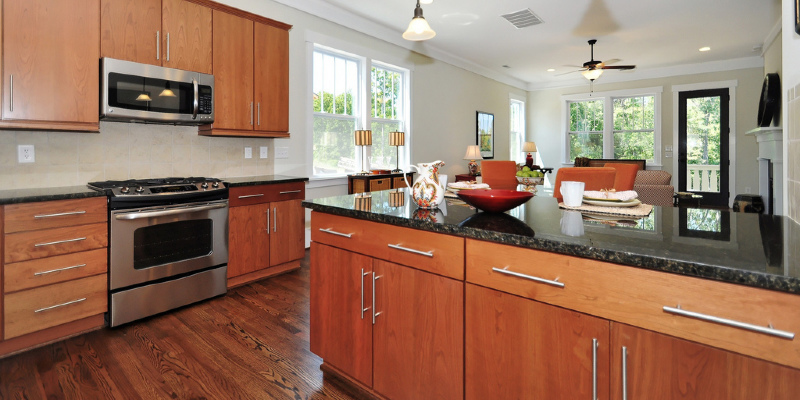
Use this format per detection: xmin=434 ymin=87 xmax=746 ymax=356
xmin=389 ymin=131 xmax=405 ymax=172
xmin=522 ymin=141 xmax=539 ymax=170
xmin=463 ymin=145 xmax=483 ymax=176
xmin=354 ymin=129 xmax=372 ymax=175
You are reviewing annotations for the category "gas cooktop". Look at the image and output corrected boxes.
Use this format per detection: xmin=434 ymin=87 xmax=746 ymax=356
xmin=88 ymin=177 xmax=228 ymax=209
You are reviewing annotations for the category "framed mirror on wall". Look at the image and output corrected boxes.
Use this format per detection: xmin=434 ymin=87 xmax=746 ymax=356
xmin=477 ymin=111 xmax=494 ymax=159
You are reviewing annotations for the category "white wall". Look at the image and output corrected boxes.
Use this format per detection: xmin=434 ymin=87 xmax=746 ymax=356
xmin=783 ymin=0 xmax=800 ymax=221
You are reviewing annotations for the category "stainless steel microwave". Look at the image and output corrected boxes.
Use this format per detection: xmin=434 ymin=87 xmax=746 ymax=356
xmin=101 ymin=58 xmax=214 ymax=125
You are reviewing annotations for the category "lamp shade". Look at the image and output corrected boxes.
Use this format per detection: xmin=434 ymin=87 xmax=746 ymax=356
xmin=389 ymin=131 xmax=405 ymax=146
xmin=582 ymin=69 xmax=603 ymax=81
xmin=522 ymin=141 xmax=538 ymax=153
xmin=355 ymin=130 xmax=373 ymax=146
xmin=463 ymin=145 xmax=483 ymax=160
xmin=402 ymin=2 xmax=435 ymax=41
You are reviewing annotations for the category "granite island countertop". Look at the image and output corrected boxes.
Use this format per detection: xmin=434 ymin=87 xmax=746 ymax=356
xmin=303 ymin=189 xmax=800 ymax=295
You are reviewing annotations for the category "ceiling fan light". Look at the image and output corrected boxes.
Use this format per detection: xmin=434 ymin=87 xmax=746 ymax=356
xmin=582 ymin=69 xmax=603 ymax=81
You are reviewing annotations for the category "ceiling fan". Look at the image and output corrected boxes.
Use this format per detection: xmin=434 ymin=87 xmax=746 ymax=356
xmin=565 ymin=39 xmax=636 ymax=81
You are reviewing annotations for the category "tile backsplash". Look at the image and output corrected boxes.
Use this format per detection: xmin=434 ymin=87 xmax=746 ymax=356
xmin=0 ymin=122 xmax=274 ymax=189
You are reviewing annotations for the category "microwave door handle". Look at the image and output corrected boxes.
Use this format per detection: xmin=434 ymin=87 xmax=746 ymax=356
xmin=192 ymin=78 xmax=199 ymax=120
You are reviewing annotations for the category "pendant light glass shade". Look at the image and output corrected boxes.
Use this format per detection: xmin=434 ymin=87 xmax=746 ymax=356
xmin=582 ymin=69 xmax=603 ymax=81
xmin=403 ymin=1 xmax=435 ymax=41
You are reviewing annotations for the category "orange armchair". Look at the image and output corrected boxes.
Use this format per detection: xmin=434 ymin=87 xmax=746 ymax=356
xmin=604 ymin=162 xmax=641 ymax=191
xmin=481 ymin=161 xmax=518 ymax=190
xmin=553 ymin=167 xmax=616 ymax=202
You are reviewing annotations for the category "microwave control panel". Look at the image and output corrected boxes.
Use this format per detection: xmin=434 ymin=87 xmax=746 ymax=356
xmin=199 ymin=85 xmax=213 ymax=115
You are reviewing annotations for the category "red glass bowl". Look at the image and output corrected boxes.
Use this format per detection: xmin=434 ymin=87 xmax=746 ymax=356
xmin=456 ymin=189 xmax=533 ymax=213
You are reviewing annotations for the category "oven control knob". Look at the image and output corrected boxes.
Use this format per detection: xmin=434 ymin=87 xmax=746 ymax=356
xmin=212 ymin=182 xmax=220 ymax=188
xmin=135 ymin=186 xmax=145 ymax=193
xmin=201 ymin=182 xmax=209 ymax=189
xmin=120 ymin=186 xmax=130 ymax=194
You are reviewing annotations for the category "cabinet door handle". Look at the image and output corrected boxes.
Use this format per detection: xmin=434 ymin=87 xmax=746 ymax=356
xmin=621 ymin=346 xmax=628 ymax=400
xmin=9 ymin=74 xmax=13 ymax=112
xmin=279 ymin=190 xmax=302 ymax=195
xmin=372 ymin=274 xmax=382 ymax=325
xmin=388 ymin=243 xmax=433 ymax=257
xmin=273 ymin=207 xmax=277 ymax=232
xmin=34 ymin=237 xmax=86 ymax=247
xmin=257 ymin=102 xmax=261 ymax=126
xmin=492 ymin=267 xmax=565 ymax=288
xmin=265 ymin=209 xmax=270 ymax=234
xmin=592 ymin=338 xmax=598 ymax=400
xmin=361 ymin=269 xmax=371 ymax=319
xmin=166 ymin=32 xmax=170 ymax=61
xmin=319 ymin=228 xmax=352 ymax=238
xmin=34 ymin=210 xmax=86 ymax=219
xmin=663 ymin=305 xmax=795 ymax=339
xmin=250 ymin=102 xmax=254 ymax=126
xmin=156 ymin=31 xmax=160 ymax=60
xmin=35 ymin=298 xmax=86 ymax=313
xmin=34 ymin=263 xmax=86 ymax=276
xmin=237 ymin=194 xmax=264 ymax=199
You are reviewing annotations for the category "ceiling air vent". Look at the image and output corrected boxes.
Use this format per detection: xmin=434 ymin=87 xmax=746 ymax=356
xmin=501 ymin=9 xmax=544 ymax=29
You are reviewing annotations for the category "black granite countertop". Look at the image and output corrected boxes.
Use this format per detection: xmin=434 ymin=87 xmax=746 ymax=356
xmin=0 ymin=186 xmax=107 ymax=205
xmin=224 ymin=175 xmax=309 ymax=187
xmin=303 ymin=189 xmax=800 ymax=295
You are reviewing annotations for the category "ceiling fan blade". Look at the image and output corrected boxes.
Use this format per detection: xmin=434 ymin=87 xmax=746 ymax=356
xmin=603 ymin=58 xmax=621 ymax=65
xmin=556 ymin=69 xmax=584 ymax=76
xmin=601 ymin=65 xmax=636 ymax=70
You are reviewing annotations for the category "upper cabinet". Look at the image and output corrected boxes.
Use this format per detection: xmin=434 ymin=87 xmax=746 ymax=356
xmin=101 ymin=0 xmax=212 ymax=74
xmin=2 ymin=0 xmax=100 ymax=132
xmin=200 ymin=10 xmax=290 ymax=137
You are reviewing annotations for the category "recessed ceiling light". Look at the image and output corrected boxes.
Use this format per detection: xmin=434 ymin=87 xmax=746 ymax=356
xmin=547 ymin=68 xmax=555 ymax=72
xmin=699 ymin=47 xmax=711 ymax=52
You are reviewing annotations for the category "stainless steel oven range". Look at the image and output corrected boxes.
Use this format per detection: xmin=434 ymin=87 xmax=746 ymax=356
xmin=89 ymin=177 xmax=228 ymax=327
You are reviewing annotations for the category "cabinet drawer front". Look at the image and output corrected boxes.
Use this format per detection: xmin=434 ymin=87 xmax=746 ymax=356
xmin=5 ymin=223 xmax=108 ymax=263
xmin=4 ymin=197 xmax=107 ymax=233
xmin=4 ymin=249 xmax=107 ymax=293
xmin=369 ymin=179 xmax=390 ymax=192
xmin=466 ymin=239 xmax=800 ymax=370
xmin=4 ymin=274 xmax=107 ymax=339
xmin=312 ymin=212 xmax=464 ymax=280
xmin=229 ymin=182 xmax=305 ymax=207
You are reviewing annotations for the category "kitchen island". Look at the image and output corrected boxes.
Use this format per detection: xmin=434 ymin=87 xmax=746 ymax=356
xmin=303 ymin=189 xmax=800 ymax=399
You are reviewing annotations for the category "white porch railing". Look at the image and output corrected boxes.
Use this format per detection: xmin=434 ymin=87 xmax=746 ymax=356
xmin=687 ymin=164 xmax=720 ymax=192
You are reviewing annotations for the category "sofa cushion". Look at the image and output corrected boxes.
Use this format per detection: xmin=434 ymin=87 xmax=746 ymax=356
xmin=635 ymin=170 xmax=672 ymax=185
xmin=553 ymin=167 xmax=616 ymax=202
xmin=605 ymin=163 xmax=640 ymax=191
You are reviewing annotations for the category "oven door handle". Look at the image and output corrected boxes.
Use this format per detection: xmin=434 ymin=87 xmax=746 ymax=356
xmin=114 ymin=203 xmax=226 ymax=220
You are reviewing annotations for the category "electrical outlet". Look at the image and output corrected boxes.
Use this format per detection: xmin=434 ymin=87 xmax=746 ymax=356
xmin=260 ymin=146 xmax=269 ymax=159
xmin=244 ymin=146 xmax=252 ymax=159
xmin=276 ymin=146 xmax=289 ymax=159
xmin=18 ymin=145 xmax=34 ymax=163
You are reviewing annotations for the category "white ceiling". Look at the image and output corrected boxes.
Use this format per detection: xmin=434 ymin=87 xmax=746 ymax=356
xmin=276 ymin=0 xmax=782 ymax=90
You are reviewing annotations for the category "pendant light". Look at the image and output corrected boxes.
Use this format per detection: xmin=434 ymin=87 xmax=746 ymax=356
xmin=402 ymin=0 xmax=435 ymax=41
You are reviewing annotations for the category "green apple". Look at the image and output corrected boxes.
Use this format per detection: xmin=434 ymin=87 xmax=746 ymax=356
xmin=522 ymin=166 xmax=531 ymax=172
xmin=516 ymin=171 xmax=524 ymax=177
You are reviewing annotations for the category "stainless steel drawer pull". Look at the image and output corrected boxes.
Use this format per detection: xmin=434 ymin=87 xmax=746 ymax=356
xmin=266 ymin=209 xmax=270 ymax=234
xmin=388 ymin=243 xmax=433 ymax=257
xmin=319 ymin=228 xmax=352 ymax=238
xmin=372 ymin=274 xmax=382 ymax=325
xmin=621 ymin=346 xmax=628 ymax=400
xmin=273 ymin=207 xmax=277 ymax=232
xmin=663 ymin=305 xmax=795 ymax=339
xmin=156 ymin=31 xmax=160 ymax=60
xmin=9 ymin=74 xmax=13 ymax=111
xmin=34 ymin=211 xmax=86 ymax=219
xmin=361 ymin=269 xmax=371 ymax=319
xmin=35 ymin=298 xmax=86 ymax=313
xmin=592 ymin=338 xmax=598 ymax=400
xmin=34 ymin=237 xmax=86 ymax=247
xmin=279 ymin=190 xmax=302 ymax=194
xmin=492 ymin=267 xmax=565 ymax=288
xmin=238 ymin=194 xmax=264 ymax=199
xmin=34 ymin=263 xmax=86 ymax=276
xmin=166 ymin=32 xmax=170 ymax=61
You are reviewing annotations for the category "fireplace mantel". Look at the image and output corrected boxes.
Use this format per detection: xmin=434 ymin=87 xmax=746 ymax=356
xmin=746 ymin=126 xmax=783 ymax=215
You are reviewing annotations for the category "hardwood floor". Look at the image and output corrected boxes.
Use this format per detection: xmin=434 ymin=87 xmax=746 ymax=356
xmin=0 ymin=251 xmax=360 ymax=400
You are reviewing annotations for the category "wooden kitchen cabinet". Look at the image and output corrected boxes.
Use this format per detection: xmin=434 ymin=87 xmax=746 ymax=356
xmin=610 ymin=323 xmax=800 ymax=399
xmin=2 ymin=0 xmax=100 ymax=132
xmin=466 ymin=284 xmax=609 ymax=400
xmin=253 ymin=22 xmax=289 ymax=134
xmin=210 ymin=10 xmax=254 ymax=131
xmin=227 ymin=182 xmax=305 ymax=287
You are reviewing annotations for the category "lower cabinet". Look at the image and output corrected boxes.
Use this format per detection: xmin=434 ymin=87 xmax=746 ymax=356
xmin=310 ymin=242 xmax=463 ymax=400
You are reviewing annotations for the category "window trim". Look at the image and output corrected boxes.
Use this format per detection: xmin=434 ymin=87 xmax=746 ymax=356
xmin=509 ymin=95 xmax=526 ymax=163
xmin=561 ymin=86 xmax=663 ymax=167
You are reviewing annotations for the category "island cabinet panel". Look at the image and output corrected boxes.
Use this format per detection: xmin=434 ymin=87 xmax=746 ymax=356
xmin=466 ymin=239 xmax=800 ymax=371
xmin=310 ymin=243 xmax=373 ymax=387
xmin=610 ymin=323 xmax=800 ymax=400
xmin=100 ymin=0 xmax=162 ymax=65
xmin=372 ymin=259 xmax=463 ymax=400
xmin=161 ymin=0 xmax=212 ymax=74
xmin=2 ymin=0 xmax=100 ymax=131
xmin=466 ymin=284 xmax=609 ymax=400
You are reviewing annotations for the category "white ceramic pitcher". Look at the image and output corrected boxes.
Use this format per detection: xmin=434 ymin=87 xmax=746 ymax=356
xmin=404 ymin=160 xmax=446 ymax=209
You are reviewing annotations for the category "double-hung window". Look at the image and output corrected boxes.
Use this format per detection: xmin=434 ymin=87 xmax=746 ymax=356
xmin=564 ymin=87 xmax=661 ymax=165
xmin=509 ymin=97 xmax=525 ymax=163
xmin=311 ymin=44 xmax=410 ymax=178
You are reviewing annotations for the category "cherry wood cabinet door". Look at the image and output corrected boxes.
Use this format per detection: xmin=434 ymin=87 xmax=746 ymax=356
xmin=227 ymin=203 xmax=270 ymax=279
xmin=3 ymin=0 xmax=99 ymax=125
xmin=100 ymin=0 xmax=161 ymax=65
xmin=466 ymin=284 xmax=610 ymax=400
xmin=310 ymin=243 xmax=373 ymax=387
xmin=212 ymin=10 xmax=253 ymax=131
xmin=253 ymin=22 xmax=289 ymax=134
xmin=611 ymin=323 xmax=800 ymax=400
xmin=372 ymin=260 xmax=463 ymax=400
xmin=269 ymin=200 xmax=304 ymax=267
xmin=161 ymin=0 xmax=212 ymax=74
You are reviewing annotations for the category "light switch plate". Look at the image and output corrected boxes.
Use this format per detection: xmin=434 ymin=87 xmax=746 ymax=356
xmin=260 ymin=146 xmax=269 ymax=159
xmin=18 ymin=145 xmax=34 ymax=163
xmin=665 ymin=145 xmax=673 ymax=152
xmin=665 ymin=151 xmax=673 ymax=158
xmin=244 ymin=147 xmax=252 ymax=159
xmin=276 ymin=146 xmax=289 ymax=159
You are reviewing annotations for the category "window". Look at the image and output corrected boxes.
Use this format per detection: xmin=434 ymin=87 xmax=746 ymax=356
xmin=509 ymin=98 xmax=525 ymax=163
xmin=311 ymin=44 xmax=409 ymax=178
xmin=564 ymin=88 xmax=661 ymax=165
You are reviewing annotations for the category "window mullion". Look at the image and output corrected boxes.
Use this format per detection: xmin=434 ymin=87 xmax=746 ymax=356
xmin=604 ymin=97 xmax=614 ymax=158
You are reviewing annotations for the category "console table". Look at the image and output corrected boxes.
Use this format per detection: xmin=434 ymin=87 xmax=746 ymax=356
xmin=347 ymin=172 xmax=415 ymax=194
